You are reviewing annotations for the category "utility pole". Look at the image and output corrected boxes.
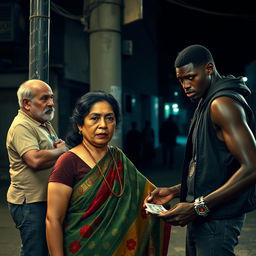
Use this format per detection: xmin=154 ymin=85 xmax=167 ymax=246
xmin=87 ymin=0 xmax=122 ymax=147
xmin=29 ymin=0 xmax=50 ymax=83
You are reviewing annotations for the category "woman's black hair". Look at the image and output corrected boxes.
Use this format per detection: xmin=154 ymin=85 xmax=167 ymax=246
xmin=65 ymin=90 xmax=121 ymax=148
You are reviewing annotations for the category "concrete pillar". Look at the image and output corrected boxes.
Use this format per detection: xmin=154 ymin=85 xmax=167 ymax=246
xmin=88 ymin=0 xmax=122 ymax=147
xmin=29 ymin=0 xmax=50 ymax=83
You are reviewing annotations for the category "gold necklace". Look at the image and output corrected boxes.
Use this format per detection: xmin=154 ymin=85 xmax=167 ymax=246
xmin=82 ymin=142 xmax=124 ymax=198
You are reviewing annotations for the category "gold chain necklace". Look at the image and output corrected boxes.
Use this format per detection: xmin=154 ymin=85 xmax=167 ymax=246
xmin=82 ymin=142 xmax=124 ymax=198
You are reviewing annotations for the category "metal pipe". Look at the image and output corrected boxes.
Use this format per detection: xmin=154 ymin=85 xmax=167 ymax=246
xmin=29 ymin=0 xmax=50 ymax=83
xmin=88 ymin=0 xmax=122 ymax=147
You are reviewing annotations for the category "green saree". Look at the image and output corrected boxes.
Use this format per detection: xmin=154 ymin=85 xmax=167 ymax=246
xmin=64 ymin=146 xmax=171 ymax=256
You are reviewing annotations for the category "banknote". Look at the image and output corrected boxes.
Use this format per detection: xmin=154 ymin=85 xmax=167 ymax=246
xmin=145 ymin=203 xmax=167 ymax=214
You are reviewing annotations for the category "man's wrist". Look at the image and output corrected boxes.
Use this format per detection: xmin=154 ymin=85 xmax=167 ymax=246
xmin=171 ymin=184 xmax=181 ymax=198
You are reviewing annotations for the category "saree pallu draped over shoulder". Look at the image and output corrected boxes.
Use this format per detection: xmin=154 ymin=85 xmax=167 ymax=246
xmin=64 ymin=146 xmax=171 ymax=256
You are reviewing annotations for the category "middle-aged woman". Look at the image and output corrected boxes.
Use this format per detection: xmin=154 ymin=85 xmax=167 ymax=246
xmin=46 ymin=91 xmax=171 ymax=256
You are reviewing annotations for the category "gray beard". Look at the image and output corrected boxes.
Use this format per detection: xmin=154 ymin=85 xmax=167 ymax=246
xmin=41 ymin=111 xmax=54 ymax=122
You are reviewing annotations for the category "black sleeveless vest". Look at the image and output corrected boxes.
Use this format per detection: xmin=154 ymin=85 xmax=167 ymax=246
xmin=180 ymin=89 xmax=256 ymax=219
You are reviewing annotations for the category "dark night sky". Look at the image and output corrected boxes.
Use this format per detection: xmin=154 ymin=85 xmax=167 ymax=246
xmin=159 ymin=1 xmax=256 ymax=78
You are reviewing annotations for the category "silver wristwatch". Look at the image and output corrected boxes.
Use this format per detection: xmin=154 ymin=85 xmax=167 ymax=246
xmin=194 ymin=196 xmax=210 ymax=217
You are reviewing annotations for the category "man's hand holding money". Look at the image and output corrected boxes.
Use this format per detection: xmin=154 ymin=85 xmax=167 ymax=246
xmin=145 ymin=203 xmax=167 ymax=215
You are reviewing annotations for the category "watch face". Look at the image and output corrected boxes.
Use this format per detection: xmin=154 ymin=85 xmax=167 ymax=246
xmin=198 ymin=206 xmax=206 ymax=213
xmin=194 ymin=197 xmax=210 ymax=217
xmin=195 ymin=205 xmax=208 ymax=216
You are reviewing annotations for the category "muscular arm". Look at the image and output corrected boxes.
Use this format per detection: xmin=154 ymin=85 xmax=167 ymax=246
xmin=205 ymin=96 xmax=256 ymax=209
xmin=46 ymin=182 xmax=72 ymax=256
xmin=22 ymin=140 xmax=67 ymax=169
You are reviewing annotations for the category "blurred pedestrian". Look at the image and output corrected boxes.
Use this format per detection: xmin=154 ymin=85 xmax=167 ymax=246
xmin=159 ymin=114 xmax=179 ymax=167
xmin=141 ymin=120 xmax=155 ymax=166
xmin=125 ymin=121 xmax=142 ymax=167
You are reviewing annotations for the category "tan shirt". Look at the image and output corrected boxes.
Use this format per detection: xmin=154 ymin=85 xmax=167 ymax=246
xmin=6 ymin=110 xmax=58 ymax=204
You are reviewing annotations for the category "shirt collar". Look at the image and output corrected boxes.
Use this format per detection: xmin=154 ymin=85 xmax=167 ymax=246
xmin=18 ymin=109 xmax=51 ymax=127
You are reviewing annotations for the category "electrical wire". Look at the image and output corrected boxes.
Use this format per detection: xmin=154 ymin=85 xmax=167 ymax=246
xmin=51 ymin=2 xmax=83 ymax=22
xmin=166 ymin=0 xmax=256 ymax=19
xmin=50 ymin=1 xmax=121 ymax=30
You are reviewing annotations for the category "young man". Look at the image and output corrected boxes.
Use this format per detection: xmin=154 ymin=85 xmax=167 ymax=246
xmin=145 ymin=45 xmax=256 ymax=255
xmin=6 ymin=79 xmax=67 ymax=256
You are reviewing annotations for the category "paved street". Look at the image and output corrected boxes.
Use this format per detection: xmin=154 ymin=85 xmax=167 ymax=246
xmin=1 ymin=143 xmax=256 ymax=256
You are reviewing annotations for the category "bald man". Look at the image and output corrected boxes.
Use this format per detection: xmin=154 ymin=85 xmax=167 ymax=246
xmin=6 ymin=79 xmax=67 ymax=256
